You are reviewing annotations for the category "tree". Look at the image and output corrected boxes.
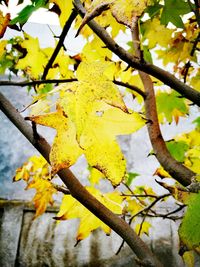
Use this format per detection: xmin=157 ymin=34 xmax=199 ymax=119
xmin=0 ymin=0 xmax=200 ymax=266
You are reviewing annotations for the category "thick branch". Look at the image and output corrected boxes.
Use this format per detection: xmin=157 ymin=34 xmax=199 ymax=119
xmin=0 ymin=92 xmax=163 ymax=267
xmin=74 ymin=0 xmax=200 ymax=107
xmin=42 ymin=9 xmax=77 ymax=80
xmin=131 ymin=20 xmax=195 ymax=186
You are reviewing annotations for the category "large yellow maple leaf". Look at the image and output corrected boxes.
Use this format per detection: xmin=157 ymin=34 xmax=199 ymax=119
xmin=28 ymin=61 xmax=144 ymax=186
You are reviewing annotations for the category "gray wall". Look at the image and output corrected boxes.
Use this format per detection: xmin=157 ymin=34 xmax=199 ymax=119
xmin=0 ymin=200 xmax=190 ymax=267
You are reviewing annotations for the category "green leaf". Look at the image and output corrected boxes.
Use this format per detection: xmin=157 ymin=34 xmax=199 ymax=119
xmin=193 ymin=117 xmax=200 ymax=130
xmin=125 ymin=172 xmax=139 ymax=186
xmin=145 ymin=2 xmax=163 ymax=18
xmin=161 ymin=0 xmax=192 ymax=28
xmin=10 ymin=0 xmax=46 ymax=25
xmin=179 ymin=193 xmax=200 ymax=249
xmin=166 ymin=140 xmax=189 ymax=162
xmin=156 ymin=91 xmax=188 ymax=124
xmin=143 ymin=45 xmax=153 ymax=63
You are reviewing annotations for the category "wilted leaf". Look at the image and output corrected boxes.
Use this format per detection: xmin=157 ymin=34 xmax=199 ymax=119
xmin=13 ymin=155 xmax=49 ymax=182
xmin=27 ymin=177 xmax=57 ymax=217
xmin=0 ymin=11 xmax=10 ymax=38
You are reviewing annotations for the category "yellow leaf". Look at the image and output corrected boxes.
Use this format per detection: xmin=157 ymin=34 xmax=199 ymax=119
xmin=126 ymin=198 xmax=143 ymax=215
xmin=16 ymin=33 xmax=48 ymax=79
xmin=142 ymin=18 xmax=174 ymax=49
xmin=156 ymin=181 xmax=192 ymax=204
xmin=89 ymin=0 xmax=153 ymax=28
xmin=13 ymin=155 xmax=49 ymax=182
xmin=50 ymin=0 xmax=73 ymax=28
xmin=185 ymin=149 xmax=200 ymax=174
xmin=135 ymin=221 xmax=151 ymax=236
xmin=27 ymin=105 xmax=83 ymax=176
xmin=183 ymin=251 xmax=195 ymax=267
xmin=153 ymin=167 xmax=171 ymax=178
xmin=30 ymin=99 xmax=51 ymax=116
xmin=29 ymin=61 xmax=144 ymax=186
xmin=27 ymin=178 xmax=57 ymax=217
xmin=60 ymin=93 xmax=144 ymax=185
xmin=81 ymin=36 xmax=112 ymax=62
xmin=0 ymin=40 xmax=7 ymax=59
xmin=190 ymin=71 xmax=200 ymax=92
xmin=14 ymin=164 xmax=31 ymax=182
xmin=88 ymin=167 xmax=104 ymax=185
xmin=111 ymin=0 xmax=153 ymax=28
xmin=56 ymin=187 xmax=123 ymax=240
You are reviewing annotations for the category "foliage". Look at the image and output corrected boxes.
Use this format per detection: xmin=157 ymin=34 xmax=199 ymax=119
xmin=0 ymin=0 xmax=200 ymax=265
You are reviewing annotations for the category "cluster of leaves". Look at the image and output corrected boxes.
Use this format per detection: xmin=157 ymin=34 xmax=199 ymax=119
xmin=0 ymin=0 xmax=200 ymax=265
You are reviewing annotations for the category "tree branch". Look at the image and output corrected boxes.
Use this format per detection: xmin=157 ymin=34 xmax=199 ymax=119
xmin=0 ymin=92 xmax=163 ymax=267
xmin=131 ymin=19 xmax=195 ymax=186
xmin=73 ymin=0 xmax=200 ymax=107
xmin=0 ymin=79 xmax=145 ymax=97
xmin=0 ymin=78 xmax=77 ymax=87
xmin=42 ymin=9 xmax=77 ymax=80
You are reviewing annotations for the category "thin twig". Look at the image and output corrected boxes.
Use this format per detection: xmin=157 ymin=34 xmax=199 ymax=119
xmin=138 ymin=214 xmax=147 ymax=236
xmin=52 ymin=183 xmax=71 ymax=195
xmin=116 ymin=193 xmax=170 ymax=254
xmin=42 ymin=9 xmax=77 ymax=80
xmin=113 ymin=80 xmax=146 ymax=98
xmin=121 ymin=193 xmax=158 ymax=198
xmin=129 ymin=194 xmax=171 ymax=225
xmin=144 ymin=213 xmax=183 ymax=221
xmin=0 ymin=78 xmax=77 ymax=87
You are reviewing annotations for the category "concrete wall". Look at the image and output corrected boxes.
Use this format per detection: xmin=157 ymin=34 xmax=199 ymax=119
xmin=0 ymin=200 xmax=190 ymax=267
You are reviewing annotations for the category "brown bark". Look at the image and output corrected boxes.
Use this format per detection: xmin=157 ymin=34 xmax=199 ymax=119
xmin=131 ymin=20 xmax=195 ymax=186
